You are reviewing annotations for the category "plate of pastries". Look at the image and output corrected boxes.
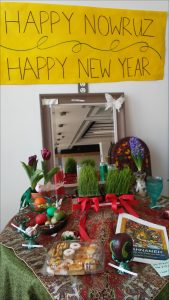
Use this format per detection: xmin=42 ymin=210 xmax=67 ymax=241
xmin=44 ymin=241 xmax=105 ymax=275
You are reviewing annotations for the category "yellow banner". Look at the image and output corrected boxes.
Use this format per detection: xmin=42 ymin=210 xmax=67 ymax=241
xmin=0 ymin=2 xmax=167 ymax=84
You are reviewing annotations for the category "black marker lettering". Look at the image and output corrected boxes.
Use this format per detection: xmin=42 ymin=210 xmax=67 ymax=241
xmin=7 ymin=57 xmax=22 ymax=80
xmin=23 ymin=11 xmax=40 ymax=34
xmin=122 ymin=17 xmax=132 ymax=36
xmin=84 ymin=14 xmax=96 ymax=34
xmin=98 ymin=15 xmax=109 ymax=36
xmin=5 ymin=11 xmax=20 ymax=33
xmin=118 ymin=58 xmax=126 ymax=77
xmin=142 ymin=57 xmax=150 ymax=75
xmin=39 ymin=11 xmax=49 ymax=34
xmin=78 ymin=59 xmax=90 ymax=77
xmin=50 ymin=11 xmax=60 ymax=33
xmin=142 ymin=19 xmax=155 ymax=37
xmin=23 ymin=57 xmax=38 ymax=79
xmin=55 ymin=57 xmax=67 ymax=78
xmin=62 ymin=12 xmax=74 ymax=34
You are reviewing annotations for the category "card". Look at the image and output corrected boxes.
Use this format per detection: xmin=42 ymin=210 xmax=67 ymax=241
xmin=152 ymin=259 xmax=169 ymax=277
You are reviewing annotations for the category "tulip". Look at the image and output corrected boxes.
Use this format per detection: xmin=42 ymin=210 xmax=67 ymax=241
xmin=28 ymin=155 xmax=37 ymax=167
xmin=41 ymin=148 xmax=51 ymax=160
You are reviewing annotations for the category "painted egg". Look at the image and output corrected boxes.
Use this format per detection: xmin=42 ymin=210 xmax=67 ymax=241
xmin=54 ymin=210 xmax=66 ymax=221
xmin=110 ymin=233 xmax=133 ymax=262
xmin=35 ymin=213 xmax=47 ymax=225
xmin=46 ymin=206 xmax=57 ymax=217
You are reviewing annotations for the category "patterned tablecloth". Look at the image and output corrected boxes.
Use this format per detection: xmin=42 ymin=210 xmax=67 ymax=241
xmin=0 ymin=196 xmax=169 ymax=300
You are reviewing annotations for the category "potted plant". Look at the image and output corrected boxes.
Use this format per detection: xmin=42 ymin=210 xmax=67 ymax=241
xmin=79 ymin=158 xmax=96 ymax=168
xmin=64 ymin=157 xmax=77 ymax=174
xmin=64 ymin=157 xmax=77 ymax=184
xmin=77 ymin=164 xmax=100 ymax=197
xmin=105 ymin=167 xmax=134 ymax=195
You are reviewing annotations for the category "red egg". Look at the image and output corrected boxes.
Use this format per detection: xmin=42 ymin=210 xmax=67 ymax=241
xmin=35 ymin=213 xmax=47 ymax=225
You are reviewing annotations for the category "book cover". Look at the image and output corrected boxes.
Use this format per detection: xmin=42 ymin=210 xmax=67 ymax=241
xmin=116 ymin=213 xmax=169 ymax=264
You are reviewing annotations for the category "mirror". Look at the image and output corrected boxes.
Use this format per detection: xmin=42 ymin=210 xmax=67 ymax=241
xmin=40 ymin=93 xmax=126 ymax=177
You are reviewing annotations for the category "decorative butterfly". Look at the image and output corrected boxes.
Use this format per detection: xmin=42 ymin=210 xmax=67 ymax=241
xmin=105 ymin=93 xmax=125 ymax=112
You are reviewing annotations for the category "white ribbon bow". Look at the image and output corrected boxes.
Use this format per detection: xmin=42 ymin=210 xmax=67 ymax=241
xmin=105 ymin=93 xmax=125 ymax=112
xmin=104 ymin=93 xmax=125 ymax=144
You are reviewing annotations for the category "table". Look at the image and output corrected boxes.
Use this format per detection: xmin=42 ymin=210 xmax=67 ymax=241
xmin=1 ymin=196 xmax=169 ymax=300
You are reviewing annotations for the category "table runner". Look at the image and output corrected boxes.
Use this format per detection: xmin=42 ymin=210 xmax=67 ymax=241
xmin=0 ymin=196 xmax=169 ymax=300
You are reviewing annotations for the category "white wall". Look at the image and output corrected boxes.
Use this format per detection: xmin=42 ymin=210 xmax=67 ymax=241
xmin=1 ymin=1 xmax=169 ymax=231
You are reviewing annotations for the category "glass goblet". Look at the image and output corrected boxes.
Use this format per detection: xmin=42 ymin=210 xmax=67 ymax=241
xmin=146 ymin=176 xmax=163 ymax=208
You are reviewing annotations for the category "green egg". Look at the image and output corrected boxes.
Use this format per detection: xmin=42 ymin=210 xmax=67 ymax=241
xmin=46 ymin=206 xmax=57 ymax=217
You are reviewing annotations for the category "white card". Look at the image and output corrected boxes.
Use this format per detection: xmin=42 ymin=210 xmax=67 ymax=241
xmin=152 ymin=259 xmax=169 ymax=277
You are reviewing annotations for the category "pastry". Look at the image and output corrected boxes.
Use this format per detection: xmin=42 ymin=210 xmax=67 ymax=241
xmin=70 ymin=242 xmax=81 ymax=250
xmin=68 ymin=263 xmax=84 ymax=275
xmin=86 ymin=244 xmax=97 ymax=257
xmin=63 ymin=248 xmax=75 ymax=259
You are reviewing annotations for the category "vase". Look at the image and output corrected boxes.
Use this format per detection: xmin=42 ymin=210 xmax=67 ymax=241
xmin=134 ymin=172 xmax=147 ymax=197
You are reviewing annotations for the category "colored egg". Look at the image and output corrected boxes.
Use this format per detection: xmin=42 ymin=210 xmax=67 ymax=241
xmin=35 ymin=213 xmax=47 ymax=225
xmin=54 ymin=210 xmax=66 ymax=221
xmin=110 ymin=233 xmax=133 ymax=262
xmin=46 ymin=206 xmax=57 ymax=217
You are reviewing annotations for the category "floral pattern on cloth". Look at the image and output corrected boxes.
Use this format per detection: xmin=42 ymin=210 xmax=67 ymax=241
xmin=109 ymin=137 xmax=152 ymax=176
xmin=0 ymin=197 xmax=169 ymax=300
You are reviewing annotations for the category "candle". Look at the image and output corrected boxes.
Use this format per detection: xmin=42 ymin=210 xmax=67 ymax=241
xmin=113 ymin=106 xmax=118 ymax=144
xmin=99 ymin=142 xmax=104 ymax=163
xmin=108 ymin=263 xmax=137 ymax=276
xmin=11 ymin=222 xmax=27 ymax=235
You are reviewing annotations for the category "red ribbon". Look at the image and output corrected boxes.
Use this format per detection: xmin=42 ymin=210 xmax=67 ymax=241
xmin=73 ymin=196 xmax=102 ymax=241
xmin=79 ymin=214 xmax=91 ymax=241
xmin=106 ymin=193 xmax=139 ymax=217
xmin=72 ymin=194 xmax=138 ymax=241
xmin=77 ymin=196 xmax=102 ymax=212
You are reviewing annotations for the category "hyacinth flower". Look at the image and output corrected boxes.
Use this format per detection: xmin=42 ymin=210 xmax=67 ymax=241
xmin=129 ymin=137 xmax=144 ymax=172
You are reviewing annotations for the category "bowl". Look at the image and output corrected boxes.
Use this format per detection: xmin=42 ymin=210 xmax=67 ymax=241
xmin=40 ymin=216 xmax=68 ymax=234
xmin=29 ymin=197 xmax=54 ymax=212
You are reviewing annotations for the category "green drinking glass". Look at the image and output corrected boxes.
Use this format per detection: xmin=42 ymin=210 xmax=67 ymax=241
xmin=146 ymin=176 xmax=163 ymax=208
